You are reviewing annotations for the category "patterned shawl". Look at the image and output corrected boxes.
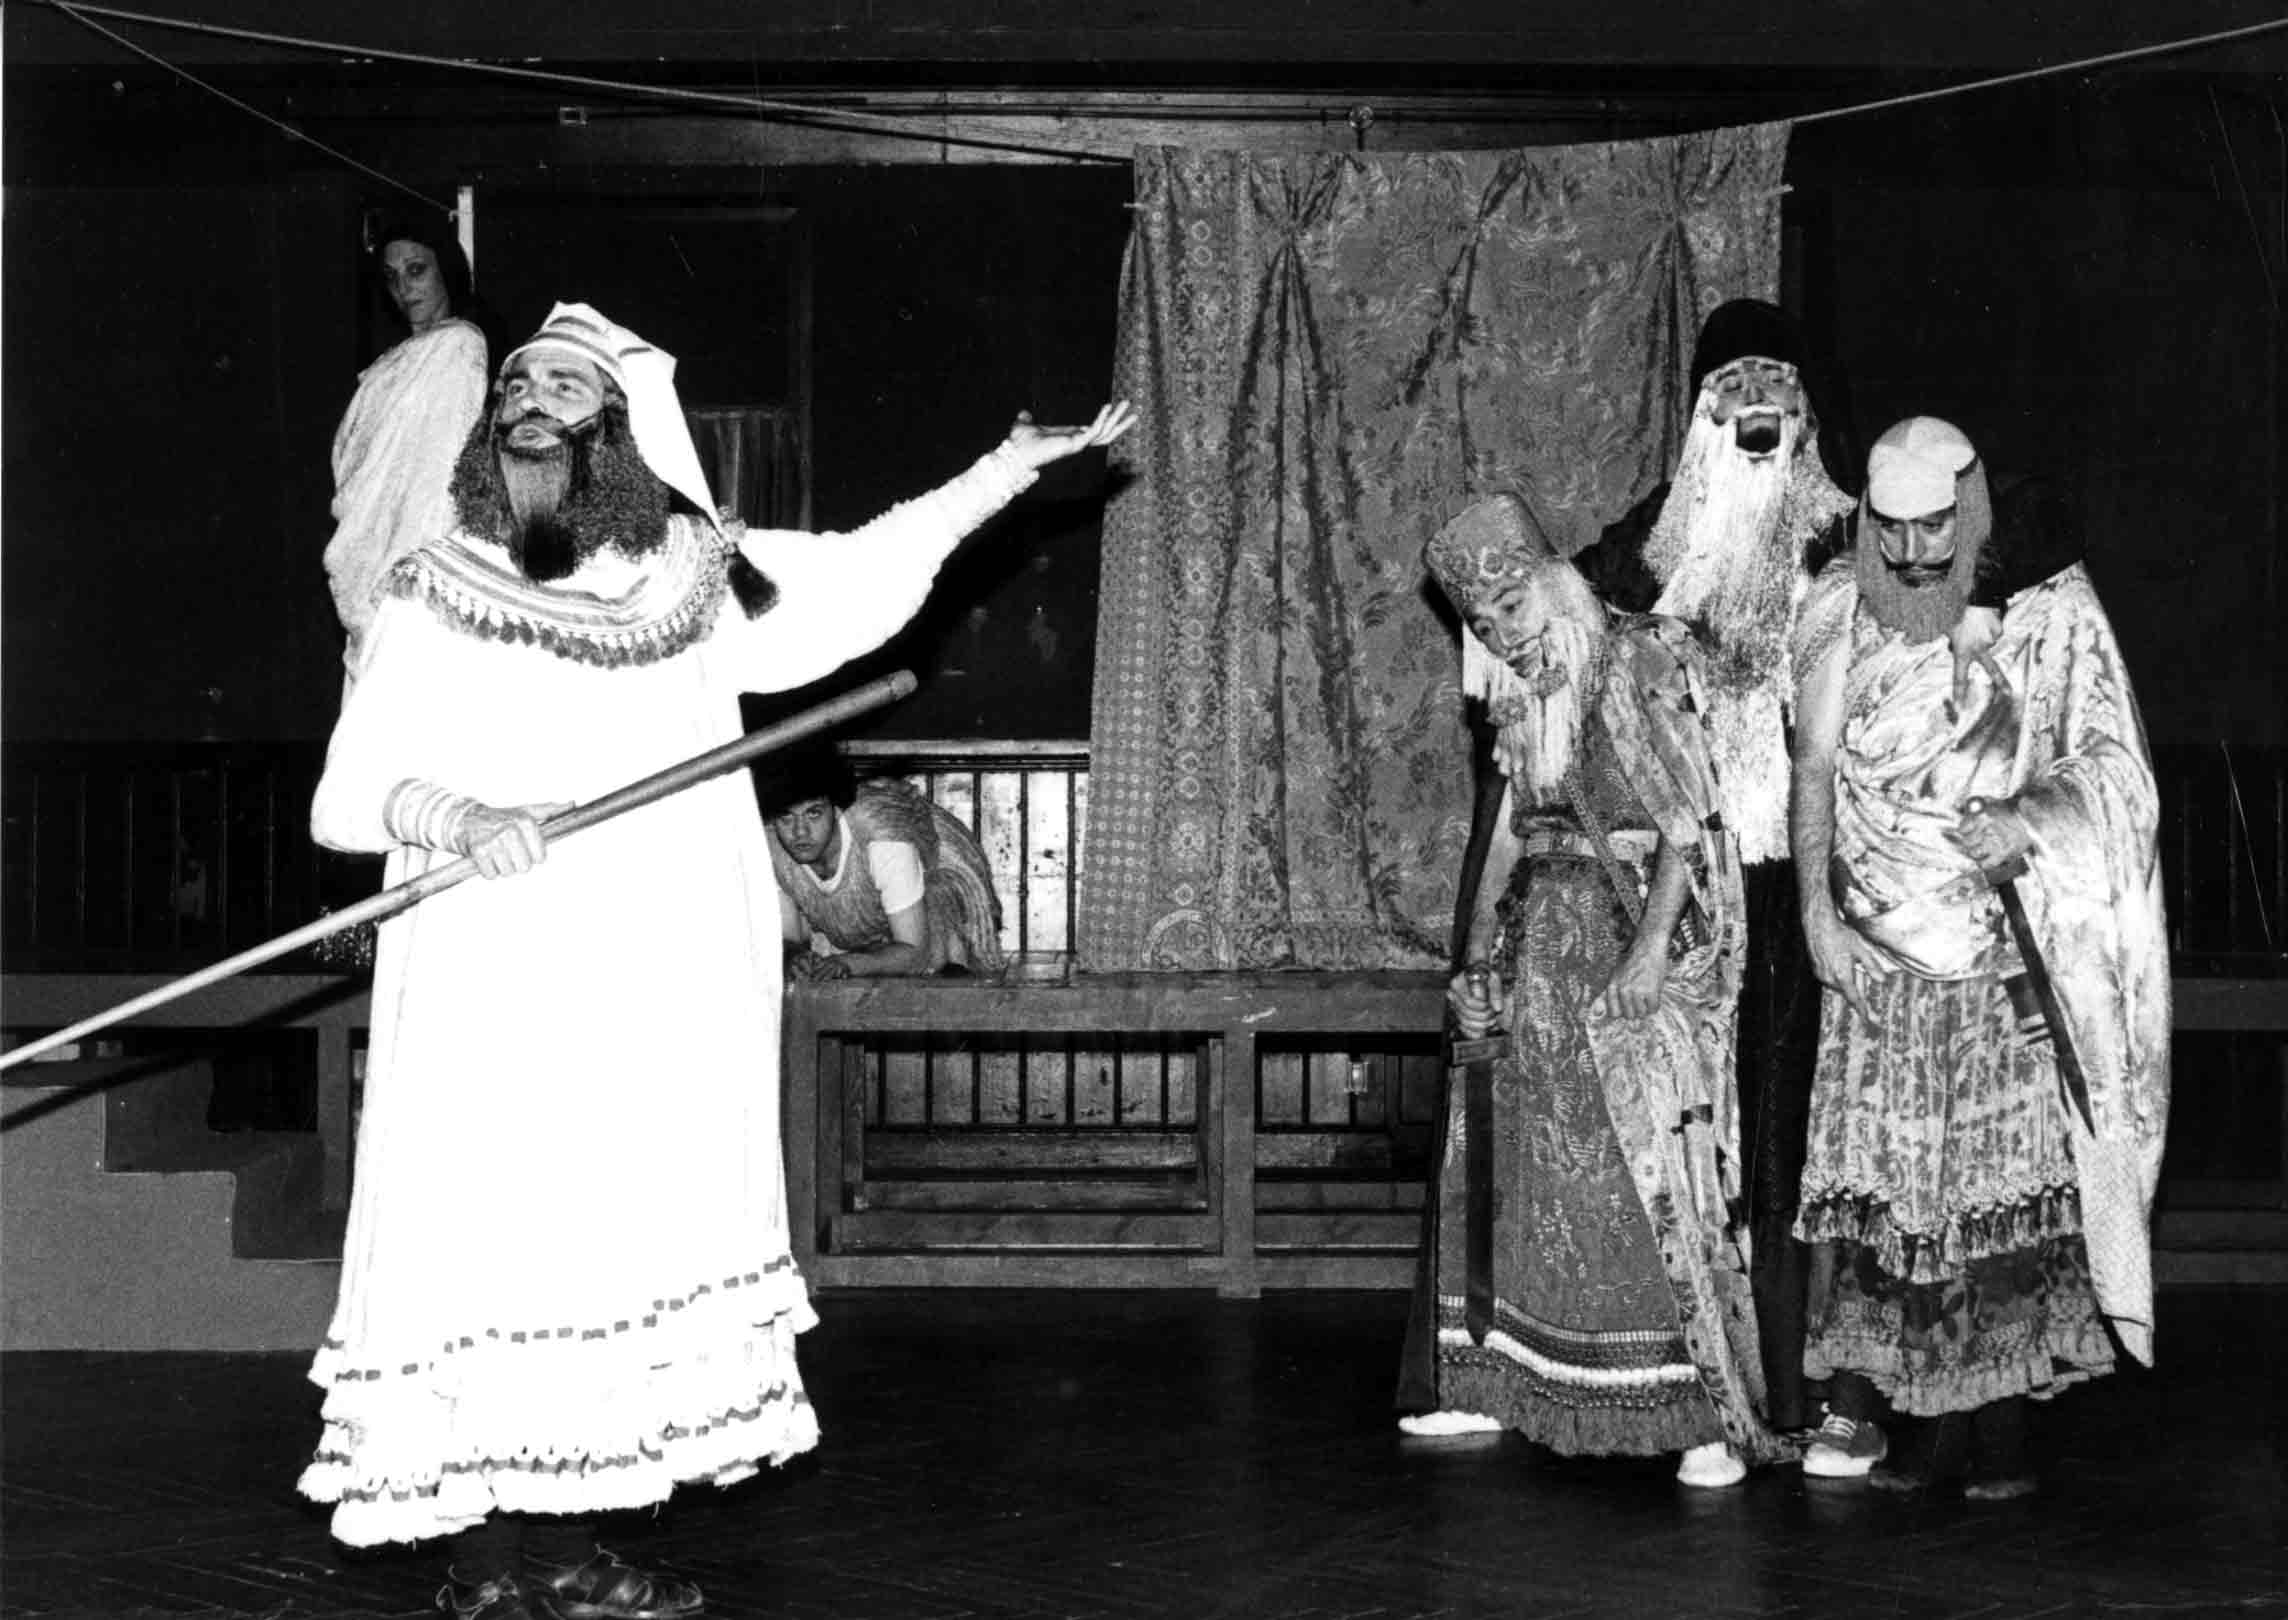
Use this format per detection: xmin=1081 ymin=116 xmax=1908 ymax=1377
xmin=1797 ymin=563 xmax=2171 ymax=1363
xmin=1580 ymin=616 xmax=1781 ymax=1463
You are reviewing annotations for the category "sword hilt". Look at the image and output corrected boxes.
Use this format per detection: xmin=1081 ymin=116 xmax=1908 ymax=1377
xmin=1961 ymin=797 xmax=2031 ymax=887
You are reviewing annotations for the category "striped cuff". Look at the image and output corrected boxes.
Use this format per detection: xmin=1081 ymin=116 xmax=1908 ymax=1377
xmin=382 ymin=779 xmax=475 ymax=853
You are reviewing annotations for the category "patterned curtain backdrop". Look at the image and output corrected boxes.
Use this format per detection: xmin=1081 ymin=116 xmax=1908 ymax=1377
xmin=1077 ymin=127 xmax=1791 ymax=972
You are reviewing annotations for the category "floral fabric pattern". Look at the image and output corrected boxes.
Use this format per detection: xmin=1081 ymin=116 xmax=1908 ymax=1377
xmin=1079 ymin=131 xmax=1790 ymax=969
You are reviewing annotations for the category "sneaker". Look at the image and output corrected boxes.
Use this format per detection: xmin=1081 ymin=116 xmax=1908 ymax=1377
xmin=1802 ymin=1409 xmax=1888 ymax=1478
xmin=1675 ymin=1441 xmax=1746 ymax=1489
xmin=1396 ymin=1410 xmax=1503 ymax=1438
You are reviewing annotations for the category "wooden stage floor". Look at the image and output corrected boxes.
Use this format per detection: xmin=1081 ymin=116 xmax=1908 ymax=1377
xmin=4 ymin=1288 xmax=2284 ymax=1620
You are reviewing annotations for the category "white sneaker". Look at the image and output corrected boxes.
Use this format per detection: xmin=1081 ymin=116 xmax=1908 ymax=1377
xmin=1676 ymin=1441 xmax=1746 ymax=1488
xmin=1397 ymin=1410 xmax=1503 ymax=1437
xmin=1802 ymin=1409 xmax=1888 ymax=1478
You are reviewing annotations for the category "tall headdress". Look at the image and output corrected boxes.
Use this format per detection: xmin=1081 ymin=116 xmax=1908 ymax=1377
xmin=1424 ymin=493 xmax=1564 ymax=721
xmin=1689 ymin=297 xmax=1803 ymax=393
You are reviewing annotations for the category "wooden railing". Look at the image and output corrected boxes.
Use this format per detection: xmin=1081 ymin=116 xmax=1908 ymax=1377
xmin=839 ymin=739 xmax=1087 ymax=960
xmin=5 ymin=738 xmax=2284 ymax=1278
xmin=6 ymin=740 xmax=2279 ymax=976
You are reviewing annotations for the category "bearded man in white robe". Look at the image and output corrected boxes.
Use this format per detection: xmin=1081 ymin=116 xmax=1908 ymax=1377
xmin=300 ymin=300 xmax=1130 ymax=1620
xmin=1788 ymin=417 xmax=2167 ymax=1498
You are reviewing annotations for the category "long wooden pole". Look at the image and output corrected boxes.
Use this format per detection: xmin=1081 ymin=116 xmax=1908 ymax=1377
xmin=0 ymin=670 xmax=917 ymax=1074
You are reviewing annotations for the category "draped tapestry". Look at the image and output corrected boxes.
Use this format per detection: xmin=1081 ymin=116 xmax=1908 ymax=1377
xmin=1078 ymin=127 xmax=1791 ymax=971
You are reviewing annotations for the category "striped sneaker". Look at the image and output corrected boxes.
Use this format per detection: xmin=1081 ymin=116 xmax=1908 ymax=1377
xmin=1803 ymin=1409 xmax=1888 ymax=1478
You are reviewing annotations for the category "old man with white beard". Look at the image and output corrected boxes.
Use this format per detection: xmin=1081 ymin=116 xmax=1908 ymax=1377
xmin=1562 ymin=301 xmax=2075 ymax=1448
xmin=1403 ymin=494 xmax=1784 ymax=1489
xmin=300 ymin=301 xmax=1131 ymax=1620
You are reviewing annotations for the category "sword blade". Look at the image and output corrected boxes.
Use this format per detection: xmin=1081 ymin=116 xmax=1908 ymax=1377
xmin=1989 ymin=873 xmax=2099 ymax=1135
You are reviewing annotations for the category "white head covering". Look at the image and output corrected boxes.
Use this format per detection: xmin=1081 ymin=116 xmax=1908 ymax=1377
xmin=1866 ymin=416 xmax=1977 ymax=520
xmin=500 ymin=302 xmax=720 ymax=529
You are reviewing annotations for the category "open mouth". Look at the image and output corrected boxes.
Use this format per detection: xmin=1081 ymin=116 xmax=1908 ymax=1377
xmin=506 ymin=420 xmax=563 ymax=450
xmin=1732 ymin=414 xmax=1783 ymax=457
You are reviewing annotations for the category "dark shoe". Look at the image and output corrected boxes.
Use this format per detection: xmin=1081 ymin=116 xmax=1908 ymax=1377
xmin=1867 ymin=1413 xmax=1969 ymax=1493
xmin=439 ymin=1571 xmax=565 ymax=1620
xmin=1802 ymin=1408 xmax=1888 ymax=1478
xmin=1966 ymin=1394 xmax=2035 ymax=1501
xmin=534 ymin=1550 xmax=704 ymax=1620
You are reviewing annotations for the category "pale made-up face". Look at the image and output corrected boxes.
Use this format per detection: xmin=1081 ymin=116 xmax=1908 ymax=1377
xmin=1869 ymin=504 xmax=1960 ymax=584
xmin=495 ymin=352 xmax=608 ymax=454
xmin=381 ymin=240 xmax=452 ymax=333
xmin=1467 ymin=578 xmax=1563 ymax=679
xmin=1705 ymin=356 xmax=1804 ymax=457
xmin=770 ymin=798 xmax=841 ymax=870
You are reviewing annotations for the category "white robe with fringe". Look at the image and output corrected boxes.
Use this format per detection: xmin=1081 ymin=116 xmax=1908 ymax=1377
xmin=299 ymin=449 xmax=1033 ymax=1546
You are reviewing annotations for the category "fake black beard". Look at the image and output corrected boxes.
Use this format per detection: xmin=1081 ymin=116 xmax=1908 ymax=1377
xmin=448 ymin=402 xmax=779 ymax=616
xmin=449 ymin=403 xmax=671 ymax=581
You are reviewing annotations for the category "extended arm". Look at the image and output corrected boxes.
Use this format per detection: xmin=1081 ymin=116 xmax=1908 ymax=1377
xmin=717 ymin=404 xmax=1133 ymax=695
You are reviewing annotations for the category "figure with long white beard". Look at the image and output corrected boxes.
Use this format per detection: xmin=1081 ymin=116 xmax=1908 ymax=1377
xmin=301 ymin=301 xmax=1131 ymax=1620
xmin=1561 ymin=301 xmax=2079 ymax=1448
xmin=1402 ymin=494 xmax=1784 ymax=1490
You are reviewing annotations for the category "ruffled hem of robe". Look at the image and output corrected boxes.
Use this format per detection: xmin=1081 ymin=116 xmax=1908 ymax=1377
xmin=300 ymin=1262 xmax=818 ymax=1547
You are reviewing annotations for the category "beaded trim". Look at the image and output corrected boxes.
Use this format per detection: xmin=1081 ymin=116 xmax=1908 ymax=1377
xmin=388 ymin=516 xmax=732 ymax=669
xmin=316 ymin=1259 xmax=798 ymax=1383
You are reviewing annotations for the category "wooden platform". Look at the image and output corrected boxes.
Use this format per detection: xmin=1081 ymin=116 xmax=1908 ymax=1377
xmin=784 ymin=969 xmax=1449 ymax=1295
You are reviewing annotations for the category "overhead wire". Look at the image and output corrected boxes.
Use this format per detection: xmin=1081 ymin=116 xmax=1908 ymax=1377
xmin=44 ymin=0 xmax=453 ymax=213
xmin=30 ymin=0 xmax=1124 ymax=165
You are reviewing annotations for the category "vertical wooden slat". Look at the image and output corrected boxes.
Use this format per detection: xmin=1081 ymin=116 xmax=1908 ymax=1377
xmin=1400 ymin=1052 xmax=1444 ymax=1126
xmin=1066 ymin=767 xmax=1084 ymax=957
xmin=1219 ymin=1030 xmax=1258 ymax=1297
xmin=883 ymin=1043 xmax=928 ymax=1127
xmin=978 ymin=1037 xmax=1023 ymax=1125
xmin=1352 ymin=1052 xmax=1392 ymax=1129
xmin=864 ymin=1043 xmax=885 ymax=1128
xmin=1306 ymin=1050 xmax=1350 ymax=1129
xmin=1169 ymin=1038 xmax=1200 ymax=1126
xmin=1117 ymin=1039 xmax=1163 ymax=1126
xmin=977 ymin=770 xmax=1024 ymax=957
xmin=1073 ymin=1038 xmax=1116 ymax=1126
xmin=1259 ymin=1049 xmax=1303 ymax=1127
xmin=1025 ymin=767 xmax=1068 ymax=961
xmin=930 ymin=1041 xmax=977 ymax=1126
xmin=842 ymin=1040 xmax=869 ymax=1215
xmin=1026 ymin=1035 xmax=1069 ymax=1124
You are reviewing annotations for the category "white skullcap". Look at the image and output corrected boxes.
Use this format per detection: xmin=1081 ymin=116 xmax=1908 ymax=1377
xmin=1866 ymin=416 xmax=1977 ymax=520
xmin=501 ymin=302 xmax=720 ymax=529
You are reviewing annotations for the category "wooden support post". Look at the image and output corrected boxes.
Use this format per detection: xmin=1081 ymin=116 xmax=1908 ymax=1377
xmin=782 ymin=1002 xmax=822 ymax=1275
xmin=1218 ymin=1027 xmax=1258 ymax=1298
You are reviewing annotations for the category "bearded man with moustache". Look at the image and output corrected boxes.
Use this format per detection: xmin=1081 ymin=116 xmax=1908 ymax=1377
xmin=1400 ymin=494 xmax=1784 ymax=1490
xmin=299 ymin=303 xmax=1131 ymax=1619
xmin=1560 ymin=301 xmax=2076 ymax=1444
xmin=1787 ymin=418 xmax=2166 ymax=1497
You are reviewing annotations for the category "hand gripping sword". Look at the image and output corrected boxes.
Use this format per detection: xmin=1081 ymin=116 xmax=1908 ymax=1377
xmin=1962 ymin=797 xmax=2098 ymax=1135
xmin=0 ymin=670 xmax=918 ymax=1075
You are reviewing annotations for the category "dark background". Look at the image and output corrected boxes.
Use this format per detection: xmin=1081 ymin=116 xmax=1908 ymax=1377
xmin=4 ymin=3 xmax=2281 ymax=746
